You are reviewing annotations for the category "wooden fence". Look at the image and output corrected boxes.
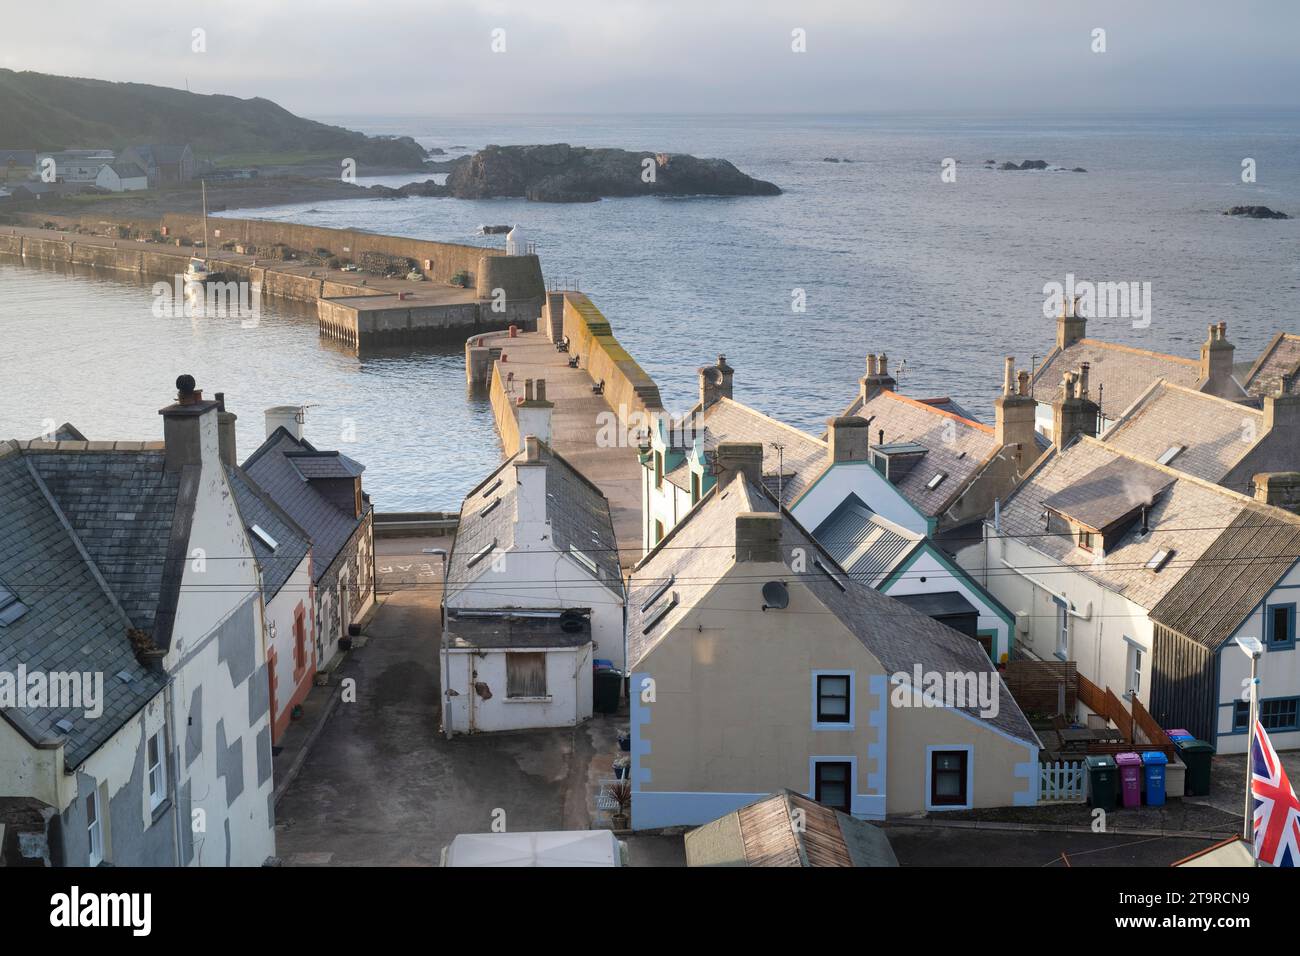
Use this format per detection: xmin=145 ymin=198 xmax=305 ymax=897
xmin=1039 ymin=760 xmax=1087 ymax=802
xmin=1003 ymin=660 xmax=1076 ymax=715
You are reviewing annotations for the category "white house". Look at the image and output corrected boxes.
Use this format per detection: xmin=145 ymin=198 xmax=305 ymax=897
xmin=95 ymin=162 xmax=148 ymax=192
xmin=441 ymin=435 xmax=625 ymax=736
xmin=0 ymin=376 xmax=277 ymax=866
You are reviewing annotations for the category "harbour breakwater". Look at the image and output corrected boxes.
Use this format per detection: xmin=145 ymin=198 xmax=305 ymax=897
xmin=0 ymin=215 xmax=545 ymax=351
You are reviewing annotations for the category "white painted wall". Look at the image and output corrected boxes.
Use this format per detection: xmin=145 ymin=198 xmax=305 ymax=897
xmin=881 ymin=545 xmax=1012 ymax=663
xmin=791 ymin=461 xmax=931 ymax=537
xmin=442 ymin=645 xmax=594 ymax=734
xmin=265 ymin=555 xmax=314 ymax=734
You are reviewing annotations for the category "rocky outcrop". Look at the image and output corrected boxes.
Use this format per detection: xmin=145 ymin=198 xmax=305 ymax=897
xmin=1224 ymin=205 xmax=1290 ymax=220
xmin=444 ymin=144 xmax=781 ymax=202
xmin=998 ymin=159 xmax=1050 ymax=171
xmin=368 ymin=180 xmax=448 ymax=199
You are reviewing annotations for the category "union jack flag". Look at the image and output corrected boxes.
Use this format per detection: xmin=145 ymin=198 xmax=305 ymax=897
xmin=1252 ymin=719 xmax=1300 ymax=867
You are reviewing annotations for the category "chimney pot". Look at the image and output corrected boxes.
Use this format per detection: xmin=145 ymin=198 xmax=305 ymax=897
xmin=1253 ymin=472 xmax=1300 ymax=511
xmin=535 ymin=379 xmax=546 ymax=403
xmin=867 ymin=354 xmax=878 ymax=376
xmin=524 ymin=378 xmax=534 ymax=401
xmin=1003 ymin=357 xmax=1015 ymax=395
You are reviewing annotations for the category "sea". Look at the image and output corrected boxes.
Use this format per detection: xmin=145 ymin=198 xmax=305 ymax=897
xmin=3 ymin=111 xmax=1298 ymax=511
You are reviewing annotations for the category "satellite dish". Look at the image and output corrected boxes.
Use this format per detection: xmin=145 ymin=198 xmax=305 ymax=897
xmin=761 ymin=581 xmax=790 ymax=612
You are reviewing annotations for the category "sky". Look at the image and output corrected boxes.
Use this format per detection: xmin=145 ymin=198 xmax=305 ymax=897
xmin=3 ymin=0 xmax=1299 ymax=117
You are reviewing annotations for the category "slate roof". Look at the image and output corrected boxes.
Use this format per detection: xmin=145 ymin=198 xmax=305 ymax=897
xmin=0 ymin=444 xmax=166 ymax=768
xmin=447 ymin=441 xmax=621 ymax=602
xmin=661 ymin=397 xmax=827 ymax=508
xmin=1031 ymin=340 xmax=1205 ymax=419
xmin=684 ymin=790 xmax=897 ymax=867
xmin=106 ymin=162 xmax=147 ymax=179
xmin=127 ymin=144 xmax=190 ymax=166
xmin=839 ymin=389 xmax=1000 ymax=519
xmin=998 ymin=438 xmax=1251 ymax=610
xmin=1243 ymin=333 xmax=1300 ymax=399
xmin=1100 ymin=381 xmax=1264 ymax=484
xmin=23 ymin=446 xmax=181 ymax=637
xmin=811 ymin=493 xmax=921 ymax=587
xmin=444 ymin=609 xmax=592 ymax=649
xmin=1150 ymin=506 xmax=1300 ymax=649
xmin=285 ymin=450 xmax=365 ymax=480
xmin=226 ymin=466 xmax=311 ymax=602
xmin=1042 ymin=457 xmax=1174 ymax=532
xmin=243 ymin=429 xmax=369 ymax=583
xmin=628 ymin=474 xmax=1038 ymax=744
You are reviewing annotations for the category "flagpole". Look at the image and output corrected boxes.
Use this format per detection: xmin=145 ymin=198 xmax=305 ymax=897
xmin=1244 ymin=652 xmax=1257 ymax=843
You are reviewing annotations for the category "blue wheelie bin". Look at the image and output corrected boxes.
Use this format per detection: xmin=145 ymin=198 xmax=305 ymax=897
xmin=1142 ymin=751 xmax=1168 ymax=806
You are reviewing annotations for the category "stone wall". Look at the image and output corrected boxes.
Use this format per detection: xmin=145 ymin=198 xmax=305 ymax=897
xmin=489 ymin=361 xmax=522 ymax=456
xmin=562 ymin=292 xmax=664 ymax=422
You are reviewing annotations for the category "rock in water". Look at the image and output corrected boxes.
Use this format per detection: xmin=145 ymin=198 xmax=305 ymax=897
xmin=1224 ymin=205 xmax=1290 ymax=219
xmin=444 ymin=144 xmax=781 ymax=202
xmin=999 ymin=159 xmax=1050 ymax=171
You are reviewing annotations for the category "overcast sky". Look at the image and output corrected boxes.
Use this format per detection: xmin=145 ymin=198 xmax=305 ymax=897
xmin=4 ymin=0 xmax=1298 ymax=117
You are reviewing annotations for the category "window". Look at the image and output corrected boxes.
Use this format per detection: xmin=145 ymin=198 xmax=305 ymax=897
xmin=1261 ymin=698 xmax=1300 ymax=732
xmin=1078 ymin=530 xmax=1094 ymax=552
xmin=926 ymin=472 xmax=947 ymax=491
xmin=86 ymin=790 xmax=103 ymax=865
xmin=293 ymin=607 xmax=308 ymax=675
xmin=1267 ymin=604 xmax=1296 ymax=649
xmin=147 ymin=731 xmax=167 ymax=811
xmin=654 ymin=451 xmax=663 ymax=489
xmin=1125 ymin=641 xmax=1143 ymax=698
xmin=1054 ymin=598 xmax=1070 ymax=660
xmin=506 ymin=652 xmax=547 ymax=699
xmin=1233 ymin=700 xmax=1250 ymax=732
xmin=654 ymin=520 xmax=664 ymax=544
xmin=929 ymin=750 xmax=970 ymax=808
xmin=691 ymin=471 xmax=701 ymax=504
xmin=813 ymin=761 xmax=852 ymax=812
xmin=815 ymin=673 xmax=851 ymax=726
xmin=249 ymin=524 xmax=278 ymax=551
xmin=1156 ymin=445 xmax=1185 ymax=466
xmin=1145 ymin=549 xmax=1173 ymax=572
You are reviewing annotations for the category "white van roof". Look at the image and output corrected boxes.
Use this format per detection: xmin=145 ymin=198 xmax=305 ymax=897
xmin=441 ymin=830 xmax=622 ymax=867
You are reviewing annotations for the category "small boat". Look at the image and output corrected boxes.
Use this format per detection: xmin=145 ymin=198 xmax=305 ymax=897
xmin=184 ymin=257 xmax=210 ymax=283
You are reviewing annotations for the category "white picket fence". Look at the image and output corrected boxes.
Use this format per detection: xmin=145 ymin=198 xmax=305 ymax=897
xmin=1039 ymin=760 xmax=1087 ymax=802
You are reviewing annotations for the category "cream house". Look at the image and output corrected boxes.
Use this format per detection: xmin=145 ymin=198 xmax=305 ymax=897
xmin=628 ymin=443 xmax=1039 ymax=829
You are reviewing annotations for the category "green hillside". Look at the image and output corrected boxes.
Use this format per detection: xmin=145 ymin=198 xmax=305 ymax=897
xmin=0 ymin=69 xmax=428 ymax=167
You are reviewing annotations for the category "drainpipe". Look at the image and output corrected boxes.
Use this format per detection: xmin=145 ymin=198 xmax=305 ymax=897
xmin=164 ymin=676 xmax=183 ymax=867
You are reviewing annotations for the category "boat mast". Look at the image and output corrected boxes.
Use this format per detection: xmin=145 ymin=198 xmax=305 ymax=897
xmin=201 ymin=179 xmax=209 ymax=258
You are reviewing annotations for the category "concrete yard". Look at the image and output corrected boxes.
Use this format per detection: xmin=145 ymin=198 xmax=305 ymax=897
xmin=483 ymin=328 xmax=645 ymax=566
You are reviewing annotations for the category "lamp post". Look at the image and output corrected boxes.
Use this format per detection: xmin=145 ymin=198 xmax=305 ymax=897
xmin=1234 ymin=635 xmax=1263 ymax=849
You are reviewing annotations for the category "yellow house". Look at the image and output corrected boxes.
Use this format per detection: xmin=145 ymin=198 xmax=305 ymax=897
xmin=628 ymin=443 xmax=1041 ymax=829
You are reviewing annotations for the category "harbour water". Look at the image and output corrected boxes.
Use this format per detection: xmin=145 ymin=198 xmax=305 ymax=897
xmin=3 ymin=111 xmax=1298 ymax=510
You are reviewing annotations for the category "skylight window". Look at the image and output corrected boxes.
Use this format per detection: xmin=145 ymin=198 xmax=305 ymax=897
xmin=55 ymin=719 xmax=76 ymax=734
xmin=642 ymin=591 xmax=680 ymax=634
xmin=570 ymin=546 xmax=599 ymax=578
xmin=479 ymin=497 xmax=501 ymax=518
xmin=115 ymin=670 xmax=135 ymax=684
xmin=1156 ymin=445 xmax=1185 ymax=466
xmin=481 ymin=478 xmax=503 ymax=498
xmin=468 ymin=538 xmax=499 ymax=568
xmin=641 ymin=575 xmax=676 ymax=613
xmin=813 ymin=557 xmax=847 ymax=592
xmin=0 ymin=580 xmax=29 ymax=627
xmin=927 ymin=472 xmax=947 ymax=490
xmin=1145 ymin=549 xmax=1174 ymax=572
xmin=249 ymin=524 xmax=278 ymax=551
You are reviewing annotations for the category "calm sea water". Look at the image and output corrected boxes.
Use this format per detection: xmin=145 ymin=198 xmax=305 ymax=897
xmin=3 ymin=111 xmax=1298 ymax=510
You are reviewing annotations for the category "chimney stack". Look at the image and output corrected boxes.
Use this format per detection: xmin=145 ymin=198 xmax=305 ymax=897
xmin=1253 ymin=473 xmax=1300 ymax=512
xmin=859 ymin=351 xmax=897 ymax=406
xmin=159 ymin=374 xmax=220 ymax=473
xmin=994 ymin=357 xmax=1038 ymax=456
xmin=827 ymin=416 xmax=870 ymax=463
xmin=1052 ymin=368 xmax=1099 ymax=452
xmin=516 ymin=377 xmax=554 ymax=451
xmin=214 ymin=391 xmax=238 ymax=468
xmin=265 ymin=405 xmax=304 ymax=440
xmin=514 ymin=435 xmax=548 ymax=531
xmin=1263 ymin=390 xmax=1300 ymax=437
xmin=1056 ymin=295 xmax=1087 ymax=350
xmin=714 ymin=441 xmax=764 ymax=488
xmin=735 ymin=513 xmax=783 ymax=563
xmin=699 ymin=355 xmax=734 ymax=410
xmin=1199 ymin=321 xmax=1236 ymax=396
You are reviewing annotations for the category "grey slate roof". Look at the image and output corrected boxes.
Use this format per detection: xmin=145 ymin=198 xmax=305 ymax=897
xmin=1243 ymin=332 xmax=1300 ymax=399
xmin=1042 ymin=457 xmax=1174 ymax=532
xmin=0 ymin=445 xmax=166 ymax=768
xmin=998 ymin=438 xmax=1250 ymax=610
xmin=226 ymin=466 xmax=311 ymax=601
xmin=24 ymin=447 xmax=180 ymax=637
xmin=285 ymin=450 xmax=365 ymax=480
xmin=243 ymin=429 xmax=369 ymax=583
xmin=840 ymin=389 xmax=1000 ymax=518
xmin=1031 ymin=339 xmax=1207 ymax=418
xmin=1150 ymin=506 xmax=1300 ymax=649
xmin=447 ymin=441 xmax=621 ymax=602
xmin=628 ymin=475 xmax=1038 ymax=744
xmin=893 ymin=591 xmax=979 ymax=619
xmin=1101 ymin=381 xmax=1263 ymax=484
xmin=811 ymin=494 xmax=921 ymax=586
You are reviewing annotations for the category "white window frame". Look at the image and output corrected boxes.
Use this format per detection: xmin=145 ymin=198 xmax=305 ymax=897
xmin=925 ymin=744 xmax=975 ymax=812
xmin=147 ymin=730 xmax=167 ymax=811
xmin=811 ymin=670 xmax=855 ymax=731
xmin=86 ymin=789 xmax=103 ymax=866
xmin=1054 ymin=597 xmax=1070 ymax=660
xmin=1124 ymin=637 xmax=1144 ymax=699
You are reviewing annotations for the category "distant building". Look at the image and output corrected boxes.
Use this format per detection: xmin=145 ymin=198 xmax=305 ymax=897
xmin=0 ymin=149 xmax=36 ymax=178
xmin=95 ymin=161 xmax=148 ymax=192
xmin=241 ymin=407 xmax=375 ymax=671
xmin=441 ymin=429 xmax=625 ymax=736
xmin=119 ymin=144 xmax=194 ymax=187
xmin=0 ymin=377 xmax=277 ymax=866
xmin=1242 ymin=332 xmax=1300 ymax=400
xmin=33 ymin=148 xmax=114 ymax=184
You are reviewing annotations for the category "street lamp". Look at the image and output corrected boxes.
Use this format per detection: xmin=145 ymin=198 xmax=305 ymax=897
xmin=1234 ymin=635 xmax=1263 ymax=846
